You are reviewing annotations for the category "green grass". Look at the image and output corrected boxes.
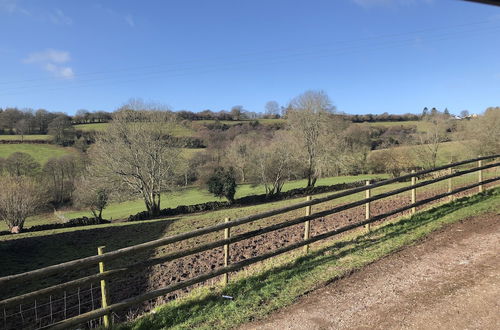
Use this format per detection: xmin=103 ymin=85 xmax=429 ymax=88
xmin=0 ymin=144 xmax=76 ymax=164
xmin=73 ymin=123 xmax=195 ymax=137
xmin=118 ymin=187 xmax=500 ymax=330
xmin=357 ymin=120 xmax=432 ymax=133
xmin=371 ymin=140 xmax=474 ymax=166
xmin=0 ymin=135 xmax=52 ymax=141
xmin=55 ymin=174 xmax=387 ymax=224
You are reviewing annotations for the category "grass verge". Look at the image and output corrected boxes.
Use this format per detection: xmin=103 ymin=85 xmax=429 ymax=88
xmin=117 ymin=187 xmax=500 ymax=330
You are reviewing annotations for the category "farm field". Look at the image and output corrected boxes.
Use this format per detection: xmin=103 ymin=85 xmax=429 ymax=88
xmin=0 ymin=135 xmax=52 ymax=141
xmin=0 ymin=144 xmax=76 ymax=164
xmin=357 ymin=120 xmax=434 ymax=132
xmin=73 ymin=122 xmax=196 ymax=137
xmin=1 ymin=176 xmax=498 ymax=330
xmin=27 ymin=174 xmax=388 ymax=228
xmin=370 ymin=140 xmax=474 ymax=166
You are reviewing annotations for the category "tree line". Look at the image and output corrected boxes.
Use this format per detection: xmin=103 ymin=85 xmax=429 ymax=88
xmin=0 ymin=94 xmax=498 ymax=234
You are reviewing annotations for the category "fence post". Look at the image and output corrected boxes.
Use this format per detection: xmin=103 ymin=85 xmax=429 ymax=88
xmin=478 ymin=159 xmax=483 ymax=193
xmin=97 ymin=246 xmax=110 ymax=328
xmin=448 ymin=166 xmax=453 ymax=201
xmin=364 ymin=181 xmax=371 ymax=232
xmin=222 ymin=217 xmax=230 ymax=286
xmin=411 ymin=170 xmax=416 ymax=214
xmin=303 ymin=196 xmax=312 ymax=253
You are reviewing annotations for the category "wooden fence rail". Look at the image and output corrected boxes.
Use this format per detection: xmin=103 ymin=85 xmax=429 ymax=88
xmin=0 ymin=154 xmax=499 ymax=329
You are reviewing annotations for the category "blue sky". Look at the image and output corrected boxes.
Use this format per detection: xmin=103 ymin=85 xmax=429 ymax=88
xmin=0 ymin=0 xmax=499 ymax=115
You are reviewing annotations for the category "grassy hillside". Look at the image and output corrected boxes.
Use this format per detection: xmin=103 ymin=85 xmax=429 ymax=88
xmin=370 ymin=140 xmax=474 ymax=166
xmin=357 ymin=120 xmax=432 ymax=133
xmin=0 ymin=135 xmax=52 ymax=141
xmin=18 ymin=174 xmax=388 ymax=230
xmin=73 ymin=123 xmax=195 ymax=137
xmin=0 ymin=144 xmax=76 ymax=164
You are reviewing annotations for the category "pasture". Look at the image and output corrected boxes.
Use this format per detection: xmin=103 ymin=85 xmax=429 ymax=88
xmin=0 ymin=135 xmax=52 ymax=141
xmin=0 ymin=144 xmax=76 ymax=164
xmin=370 ymin=140 xmax=474 ymax=166
xmin=73 ymin=123 xmax=196 ymax=137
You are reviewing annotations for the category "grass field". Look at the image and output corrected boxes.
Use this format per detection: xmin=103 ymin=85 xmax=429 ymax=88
xmin=0 ymin=135 xmax=52 ymax=141
xmin=120 ymin=187 xmax=500 ymax=330
xmin=73 ymin=123 xmax=195 ymax=137
xmin=0 ymin=144 xmax=76 ymax=164
xmin=357 ymin=120 xmax=433 ymax=133
xmin=370 ymin=140 xmax=474 ymax=166
xmin=45 ymin=174 xmax=388 ymax=225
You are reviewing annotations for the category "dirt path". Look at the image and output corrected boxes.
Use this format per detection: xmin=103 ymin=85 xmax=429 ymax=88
xmin=240 ymin=213 xmax=500 ymax=330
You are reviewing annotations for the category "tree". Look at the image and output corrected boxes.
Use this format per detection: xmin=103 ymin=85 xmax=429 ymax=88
xmin=42 ymin=154 xmax=85 ymax=205
xmin=4 ymin=152 xmax=40 ymax=177
xmin=422 ymin=107 xmax=429 ymax=117
xmin=286 ymin=90 xmax=337 ymax=188
xmin=416 ymin=113 xmax=450 ymax=169
xmin=468 ymin=107 xmax=500 ymax=155
xmin=226 ymin=134 xmax=254 ymax=182
xmin=460 ymin=110 xmax=470 ymax=118
xmin=264 ymin=101 xmax=280 ymax=117
xmin=48 ymin=115 xmax=75 ymax=145
xmin=0 ymin=176 xmax=43 ymax=233
xmin=249 ymin=131 xmax=298 ymax=195
xmin=74 ymin=176 xmax=109 ymax=220
xmin=88 ymin=108 xmax=182 ymax=217
xmin=207 ymin=167 xmax=237 ymax=203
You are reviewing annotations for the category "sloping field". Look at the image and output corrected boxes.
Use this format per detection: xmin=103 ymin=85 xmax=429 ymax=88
xmin=73 ymin=123 xmax=195 ymax=137
xmin=0 ymin=135 xmax=52 ymax=141
xmin=0 ymin=144 xmax=76 ymax=164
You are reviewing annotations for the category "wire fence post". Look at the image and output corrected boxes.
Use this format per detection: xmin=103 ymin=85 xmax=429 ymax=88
xmin=411 ymin=170 xmax=416 ymax=214
xmin=222 ymin=217 xmax=230 ymax=286
xmin=478 ymin=159 xmax=483 ymax=193
xmin=303 ymin=196 xmax=312 ymax=253
xmin=97 ymin=246 xmax=110 ymax=328
xmin=364 ymin=181 xmax=371 ymax=232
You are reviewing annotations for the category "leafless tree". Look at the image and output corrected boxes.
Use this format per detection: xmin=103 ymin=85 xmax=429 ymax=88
xmin=0 ymin=176 xmax=44 ymax=233
xmin=467 ymin=107 xmax=500 ymax=155
xmin=415 ymin=113 xmax=450 ymax=169
xmin=286 ymin=90 xmax=339 ymax=188
xmin=249 ymin=131 xmax=299 ymax=196
xmin=88 ymin=108 xmax=182 ymax=217
xmin=264 ymin=101 xmax=280 ymax=117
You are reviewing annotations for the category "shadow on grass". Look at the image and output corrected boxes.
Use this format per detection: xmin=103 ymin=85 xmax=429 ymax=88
xmin=120 ymin=188 xmax=499 ymax=330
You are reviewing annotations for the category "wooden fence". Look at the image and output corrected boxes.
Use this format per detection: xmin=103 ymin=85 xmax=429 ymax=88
xmin=1 ymin=154 xmax=499 ymax=329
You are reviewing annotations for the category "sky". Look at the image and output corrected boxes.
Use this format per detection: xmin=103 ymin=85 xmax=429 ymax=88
xmin=0 ymin=0 xmax=499 ymax=115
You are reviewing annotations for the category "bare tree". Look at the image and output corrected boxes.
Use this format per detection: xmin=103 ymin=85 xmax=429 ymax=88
xmin=0 ymin=176 xmax=44 ymax=233
xmin=467 ymin=107 xmax=500 ymax=155
xmin=264 ymin=101 xmax=280 ymax=117
xmin=4 ymin=152 xmax=40 ymax=177
xmin=249 ymin=131 xmax=298 ymax=196
xmin=286 ymin=90 xmax=337 ymax=188
xmin=416 ymin=113 xmax=450 ymax=169
xmin=226 ymin=133 xmax=255 ymax=183
xmin=88 ymin=108 xmax=182 ymax=217
xmin=74 ymin=175 xmax=109 ymax=220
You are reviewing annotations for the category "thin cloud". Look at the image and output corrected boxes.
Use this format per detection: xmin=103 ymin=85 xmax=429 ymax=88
xmin=94 ymin=3 xmax=135 ymax=28
xmin=0 ymin=0 xmax=31 ymax=15
xmin=124 ymin=14 xmax=135 ymax=27
xmin=48 ymin=8 xmax=73 ymax=25
xmin=24 ymin=49 xmax=74 ymax=79
xmin=24 ymin=49 xmax=70 ymax=64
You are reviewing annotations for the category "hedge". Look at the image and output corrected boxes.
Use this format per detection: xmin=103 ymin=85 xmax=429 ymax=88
xmin=0 ymin=217 xmax=110 ymax=236
xmin=127 ymin=179 xmax=383 ymax=222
